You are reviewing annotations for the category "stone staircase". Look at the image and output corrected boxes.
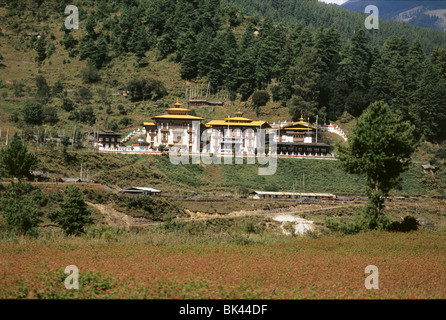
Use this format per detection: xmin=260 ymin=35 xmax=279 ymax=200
xmin=121 ymin=128 xmax=146 ymax=143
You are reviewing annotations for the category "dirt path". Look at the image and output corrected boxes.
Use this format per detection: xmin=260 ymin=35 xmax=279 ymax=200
xmin=86 ymin=202 xmax=149 ymax=230
xmin=183 ymin=204 xmax=359 ymax=223
xmin=87 ymin=201 xmax=360 ymax=229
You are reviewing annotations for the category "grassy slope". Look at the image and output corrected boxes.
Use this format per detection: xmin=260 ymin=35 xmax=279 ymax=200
xmin=30 ymin=146 xmax=436 ymax=197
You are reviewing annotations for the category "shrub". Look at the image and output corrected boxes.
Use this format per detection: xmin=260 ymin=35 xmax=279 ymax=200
xmin=389 ymin=216 xmax=418 ymax=232
xmin=252 ymin=90 xmax=270 ymax=107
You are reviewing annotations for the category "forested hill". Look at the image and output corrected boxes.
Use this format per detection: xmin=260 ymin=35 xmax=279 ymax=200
xmin=0 ymin=0 xmax=445 ymax=145
xmin=222 ymin=0 xmax=446 ymax=53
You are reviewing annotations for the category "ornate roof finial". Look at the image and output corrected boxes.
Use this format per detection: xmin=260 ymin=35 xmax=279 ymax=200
xmin=174 ymin=98 xmax=181 ymax=107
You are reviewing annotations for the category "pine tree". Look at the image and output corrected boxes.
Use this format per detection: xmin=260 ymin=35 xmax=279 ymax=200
xmin=287 ymin=46 xmax=321 ymax=121
xmin=0 ymin=182 xmax=43 ymax=237
xmin=369 ymin=36 xmax=409 ymax=109
xmin=0 ymin=133 xmax=39 ymax=181
xmin=34 ymin=34 xmax=47 ymax=64
xmin=237 ymin=23 xmax=257 ymax=100
xmin=49 ymin=185 xmax=94 ymax=236
xmin=91 ymin=36 xmax=108 ymax=69
xmin=35 ymin=75 xmax=50 ymax=102
xmin=180 ymin=44 xmax=198 ymax=80
xmin=411 ymin=58 xmax=446 ymax=142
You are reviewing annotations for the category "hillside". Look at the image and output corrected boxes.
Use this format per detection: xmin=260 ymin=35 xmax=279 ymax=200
xmin=25 ymin=140 xmax=444 ymax=198
xmin=0 ymin=0 xmax=445 ymax=142
xmin=0 ymin=0 xmax=445 ymax=195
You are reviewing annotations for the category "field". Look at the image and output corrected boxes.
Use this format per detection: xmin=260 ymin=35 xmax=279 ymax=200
xmin=0 ymin=230 xmax=445 ymax=300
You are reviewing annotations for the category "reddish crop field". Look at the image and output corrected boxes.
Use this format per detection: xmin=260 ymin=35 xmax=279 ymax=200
xmin=0 ymin=231 xmax=445 ymax=299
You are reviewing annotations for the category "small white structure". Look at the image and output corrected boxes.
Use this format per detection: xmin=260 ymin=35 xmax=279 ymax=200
xmin=273 ymin=215 xmax=314 ymax=235
xmin=250 ymin=191 xmax=336 ymax=200
xmin=121 ymin=187 xmax=161 ymax=196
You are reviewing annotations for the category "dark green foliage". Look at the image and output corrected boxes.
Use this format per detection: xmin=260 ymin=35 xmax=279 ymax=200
xmin=337 ymin=101 xmax=418 ymax=230
xmin=61 ymin=32 xmax=77 ymax=50
xmin=126 ymin=78 xmax=167 ymax=102
xmin=252 ymin=90 xmax=270 ymax=109
xmin=42 ymin=106 xmax=59 ymax=125
xmin=22 ymin=101 xmax=43 ymax=126
xmin=35 ymin=75 xmax=50 ymax=102
xmin=1 ymin=0 xmax=445 ymax=146
xmin=69 ymin=106 xmax=96 ymax=125
xmin=287 ymin=46 xmax=320 ymax=121
xmin=0 ymin=182 xmax=43 ymax=237
xmin=52 ymin=80 xmax=64 ymax=97
xmin=0 ymin=133 xmax=38 ymax=181
xmin=61 ymin=98 xmax=75 ymax=112
xmin=119 ymin=117 xmax=131 ymax=127
xmin=49 ymin=185 xmax=94 ymax=236
xmin=389 ymin=216 xmax=418 ymax=232
xmin=81 ymin=64 xmax=101 ymax=83
xmin=13 ymin=81 xmax=25 ymax=98
xmin=34 ymin=34 xmax=47 ymax=64
xmin=411 ymin=54 xmax=446 ymax=142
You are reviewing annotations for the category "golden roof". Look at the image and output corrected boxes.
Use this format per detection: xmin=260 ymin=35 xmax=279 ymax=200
xmin=165 ymin=107 xmax=191 ymax=112
xmin=282 ymin=114 xmax=315 ymax=130
xmin=206 ymin=119 xmax=269 ymax=127
xmin=150 ymin=98 xmax=203 ymax=120
xmin=152 ymin=114 xmax=203 ymax=120
xmin=143 ymin=122 xmax=156 ymax=126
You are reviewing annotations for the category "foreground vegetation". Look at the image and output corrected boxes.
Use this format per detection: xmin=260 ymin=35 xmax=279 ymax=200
xmin=0 ymin=229 xmax=444 ymax=299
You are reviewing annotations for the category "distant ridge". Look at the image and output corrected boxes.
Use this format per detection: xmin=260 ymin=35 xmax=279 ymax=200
xmin=341 ymin=0 xmax=446 ymax=31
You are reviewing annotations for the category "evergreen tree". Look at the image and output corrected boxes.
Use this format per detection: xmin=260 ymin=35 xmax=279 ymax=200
xmin=52 ymin=80 xmax=64 ymax=97
xmin=369 ymin=36 xmax=409 ymax=110
xmin=406 ymin=39 xmax=425 ymax=95
xmin=22 ymin=101 xmax=44 ymax=126
xmin=287 ymin=46 xmax=321 ymax=121
xmin=337 ymin=101 xmax=418 ymax=230
xmin=49 ymin=185 xmax=94 ymax=236
xmin=85 ymin=14 xmax=97 ymax=39
xmin=180 ymin=44 xmax=198 ymax=80
xmin=0 ymin=133 xmax=39 ymax=181
xmin=221 ymin=28 xmax=239 ymax=94
xmin=34 ymin=34 xmax=47 ymax=64
xmin=254 ymin=18 xmax=285 ymax=88
xmin=314 ymin=25 xmax=341 ymax=74
xmin=338 ymin=29 xmax=372 ymax=93
xmin=237 ymin=23 xmax=257 ymax=100
xmin=411 ymin=58 xmax=446 ymax=142
xmin=0 ymin=182 xmax=43 ymax=237
xmin=337 ymin=29 xmax=372 ymax=117
xmin=93 ymin=36 xmax=108 ymax=69
xmin=35 ymin=75 xmax=50 ymax=102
